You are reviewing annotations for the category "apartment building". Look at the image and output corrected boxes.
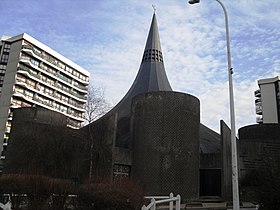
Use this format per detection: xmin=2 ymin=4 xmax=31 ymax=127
xmin=0 ymin=33 xmax=90 ymax=162
xmin=255 ymin=76 xmax=280 ymax=123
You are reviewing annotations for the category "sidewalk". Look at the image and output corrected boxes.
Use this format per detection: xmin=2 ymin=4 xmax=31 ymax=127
xmin=156 ymin=201 xmax=258 ymax=210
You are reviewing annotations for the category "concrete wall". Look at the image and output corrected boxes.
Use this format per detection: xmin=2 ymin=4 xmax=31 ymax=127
xmin=130 ymin=91 xmax=200 ymax=201
xmin=220 ymin=120 xmax=232 ymax=201
xmin=0 ymin=40 xmax=22 ymax=154
xmin=238 ymin=123 xmax=280 ymax=200
xmin=82 ymin=113 xmax=117 ymax=181
xmin=3 ymin=107 xmax=83 ymax=178
xmin=260 ymin=83 xmax=278 ymax=123
xmin=239 ymin=123 xmax=280 ymax=176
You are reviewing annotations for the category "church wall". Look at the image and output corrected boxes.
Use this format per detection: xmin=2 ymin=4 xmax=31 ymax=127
xmin=238 ymin=123 xmax=280 ymax=179
xmin=130 ymin=91 xmax=200 ymax=201
xmin=82 ymin=114 xmax=117 ymax=181
xmin=220 ymin=120 xmax=232 ymax=201
xmin=238 ymin=123 xmax=280 ymax=200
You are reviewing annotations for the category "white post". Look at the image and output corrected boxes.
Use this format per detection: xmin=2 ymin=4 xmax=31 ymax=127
xmin=176 ymin=195 xmax=181 ymax=210
xmin=151 ymin=198 xmax=156 ymax=210
xmin=169 ymin=193 xmax=174 ymax=210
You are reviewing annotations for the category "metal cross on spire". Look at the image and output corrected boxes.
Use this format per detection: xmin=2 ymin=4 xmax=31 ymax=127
xmin=152 ymin=4 xmax=156 ymax=13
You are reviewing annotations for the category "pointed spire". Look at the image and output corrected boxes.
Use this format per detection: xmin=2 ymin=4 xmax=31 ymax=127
xmin=142 ymin=13 xmax=163 ymax=63
xmin=103 ymin=12 xmax=172 ymax=119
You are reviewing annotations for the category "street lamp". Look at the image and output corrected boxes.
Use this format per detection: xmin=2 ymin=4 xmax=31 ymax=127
xmin=188 ymin=1 xmax=240 ymax=210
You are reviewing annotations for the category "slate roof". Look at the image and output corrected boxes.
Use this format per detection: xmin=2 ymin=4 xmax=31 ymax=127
xmin=200 ymin=124 xmax=221 ymax=154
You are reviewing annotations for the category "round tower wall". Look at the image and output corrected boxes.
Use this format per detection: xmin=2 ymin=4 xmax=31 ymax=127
xmin=130 ymin=91 xmax=200 ymax=201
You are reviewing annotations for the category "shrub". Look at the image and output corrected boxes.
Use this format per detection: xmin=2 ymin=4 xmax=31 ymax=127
xmin=0 ymin=174 xmax=73 ymax=210
xmin=78 ymin=179 xmax=144 ymax=210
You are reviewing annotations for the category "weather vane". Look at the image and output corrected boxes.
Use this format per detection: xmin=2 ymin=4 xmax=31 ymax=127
xmin=152 ymin=4 xmax=156 ymax=13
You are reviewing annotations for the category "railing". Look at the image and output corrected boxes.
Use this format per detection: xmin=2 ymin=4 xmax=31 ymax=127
xmin=18 ymin=64 xmax=86 ymax=101
xmin=142 ymin=193 xmax=181 ymax=210
xmin=254 ymin=89 xmax=261 ymax=97
xmin=22 ymin=45 xmax=89 ymax=84
xmin=256 ymin=116 xmax=263 ymax=123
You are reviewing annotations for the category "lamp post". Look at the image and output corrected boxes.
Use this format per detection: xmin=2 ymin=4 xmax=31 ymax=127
xmin=188 ymin=1 xmax=240 ymax=210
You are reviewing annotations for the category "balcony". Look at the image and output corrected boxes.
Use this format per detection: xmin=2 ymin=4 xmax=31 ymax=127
xmin=22 ymin=45 xmax=89 ymax=84
xmin=18 ymin=64 xmax=41 ymax=80
xmin=255 ymin=98 xmax=262 ymax=104
xmin=254 ymin=89 xmax=261 ymax=97
xmin=3 ymin=138 xmax=8 ymax=146
xmin=53 ymin=83 xmax=87 ymax=102
xmin=58 ymin=74 xmax=72 ymax=84
xmin=255 ymin=104 xmax=262 ymax=115
xmin=74 ymin=83 xmax=88 ymax=92
xmin=256 ymin=116 xmax=263 ymax=124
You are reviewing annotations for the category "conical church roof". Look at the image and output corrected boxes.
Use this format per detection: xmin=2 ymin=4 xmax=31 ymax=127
xmin=105 ymin=12 xmax=172 ymax=119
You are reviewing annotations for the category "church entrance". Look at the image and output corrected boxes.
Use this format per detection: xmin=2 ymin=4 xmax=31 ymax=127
xmin=200 ymin=169 xmax=221 ymax=197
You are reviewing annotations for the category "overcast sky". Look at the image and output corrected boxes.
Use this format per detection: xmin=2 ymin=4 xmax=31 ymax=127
xmin=1 ymin=0 xmax=279 ymax=133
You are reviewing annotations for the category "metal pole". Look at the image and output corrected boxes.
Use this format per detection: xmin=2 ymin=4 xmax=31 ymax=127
xmin=215 ymin=1 xmax=240 ymax=209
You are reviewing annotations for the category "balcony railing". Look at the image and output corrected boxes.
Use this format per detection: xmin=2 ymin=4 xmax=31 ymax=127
xmin=255 ymin=98 xmax=262 ymax=104
xmin=254 ymin=89 xmax=261 ymax=97
xmin=256 ymin=116 xmax=263 ymax=123
xmin=22 ymin=45 xmax=89 ymax=83
xmin=58 ymin=74 xmax=72 ymax=83
xmin=18 ymin=64 xmax=86 ymax=102
xmin=18 ymin=64 xmax=41 ymax=79
xmin=255 ymin=104 xmax=262 ymax=115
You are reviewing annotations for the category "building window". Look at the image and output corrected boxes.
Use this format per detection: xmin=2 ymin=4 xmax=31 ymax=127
xmin=11 ymin=98 xmax=22 ymax=106
xmin=79 ymin=74 xmax=86 ymax=81
xmin=33 ymin=46 xmax=42 ymax=55
xmin=60 ymin=105 xmax=67 ymax=113
xmin=42 ymin=75 xmax=55 ymax=86
xmin=0 ymin=64 xmax=6 ymax=70
xmin=0 ymin=75 xmax=5 ymax=83
xmin=53 ymin=102 xmax=60 ymax=110
xmin=55 ymin=92 xmax=62 ymax=100
xmin=21 ymin=53 xmax=30 ymax=61
xmin=30 ymin=58 xmax=39 ymax=67
xmin=65 ymin=66 xmax=73 ymax=74
xmin=62 ymin=85 xmax=70 ymax=93
xmin=1 ymin=54 xmax=9 ymax=63
xmin=26 ymin=79 xmax=36 ymax=88
xmin=16 ymin=74 xmax=26 ymax=83
xmin=3 ymin=48 xmax=9 ymax=53
xmin=4 ymin=43 xmax=11 ymax=49
xmin=3 ymin=43 xmax=11 ymax=53
xmin=113 ymin=164 xmax=130 ymax=181
xmin=61 ymin=95 xmax=69 ymax=103
xmin=22 ymin=102 xmax=32 ymax=107
xmin=45 ymin=87 xmax=53 ymax=96
xmin=24 ymin=90 xmax=34 ymax=99
xmin=58 ymin=62 xmax=65 ymax=70
xmin=14 ymin=86 xmax=24 ymax=94
xmin=73 ymin=70 xmax=79 ymax=77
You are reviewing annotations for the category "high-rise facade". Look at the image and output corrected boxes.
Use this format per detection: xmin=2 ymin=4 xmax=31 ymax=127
xmin=0 ymin=33 xmax=90 ymax=162
xmin=255 ymin=76 xmax=280 ymax=123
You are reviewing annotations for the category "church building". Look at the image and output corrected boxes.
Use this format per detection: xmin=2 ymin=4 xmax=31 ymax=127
xmin=82 ymin=12 xmax=231 ymax=201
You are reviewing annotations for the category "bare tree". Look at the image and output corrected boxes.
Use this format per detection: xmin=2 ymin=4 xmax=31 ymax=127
xmin=85 ymin=84 xmax=111 ymax=124
xmin=84 ymin=84 xmax=111 ymax=179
